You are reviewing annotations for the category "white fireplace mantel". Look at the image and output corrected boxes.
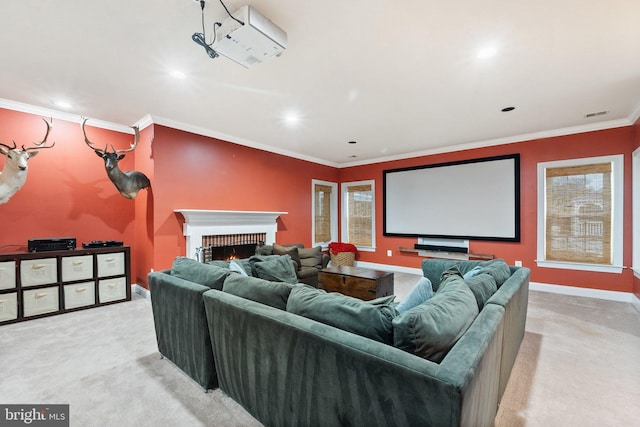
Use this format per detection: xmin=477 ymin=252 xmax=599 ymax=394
xmin=175 ymin=209 xmax=287 ymax=259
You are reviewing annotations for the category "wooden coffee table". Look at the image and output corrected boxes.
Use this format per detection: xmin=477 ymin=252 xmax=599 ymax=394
xmin=318 ymin=266 xmax=394 ymax=300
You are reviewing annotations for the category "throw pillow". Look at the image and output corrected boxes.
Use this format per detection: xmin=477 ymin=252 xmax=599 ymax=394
xmin=477 ymin=259 xmax=511 ymax=287
xmin=222 ymin=274 xmax=294 ymax=310
xmin=170 ymin=257 xmax=232 ymax=290
xmin=298 ymin=246 xmax=323 ymax=268
xmin=273 ymin=243 xmax=302 ymax=271
xmin=254 ymin=254 xmax=298 ymax=284
xmin=464 ymin=273 xmax=497 ymax=311
xmin=229 ymin=260 xmax=248 ymax=276
xmin=392 ymin=274 xmax=479 ymax=363
xmin=286 ymin=285 xmax=398 ymax=345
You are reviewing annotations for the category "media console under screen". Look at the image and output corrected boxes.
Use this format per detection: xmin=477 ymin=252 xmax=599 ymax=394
xmin=383 ymin=154 xmax=520 ymax=241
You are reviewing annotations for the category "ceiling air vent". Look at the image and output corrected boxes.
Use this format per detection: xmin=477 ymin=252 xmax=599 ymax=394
xmin=584 ymin=110 xmax=609 ymax=118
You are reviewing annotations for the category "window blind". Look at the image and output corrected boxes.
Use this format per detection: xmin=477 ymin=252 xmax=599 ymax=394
xmin=314 ymin=184 xmax=333 ymax=243
xmin=346 ymin=184 xmax=373 ymax=247
xmin=545 ymin=162 xmax=612 ymax=264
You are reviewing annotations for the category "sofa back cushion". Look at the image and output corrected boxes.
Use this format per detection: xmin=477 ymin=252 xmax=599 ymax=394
xmin=273 ymin=243 xmax=302 ymax=271
xmin=222 ymin=274 xmax=294 ymax=310
xmin=298 ymin=246 xmax=323 ymax=269
xmin=464 ymin=273 xmax=498 ymax=311
xmin=170 ymin=257 xmax=232 ymax=290
xmin=392 ymin=273 xmax=479 ymax=363
xmin=286 ymin=285 xmax=397 ymax=344
xmin=476 ymin=259 xmax=511 ymax=287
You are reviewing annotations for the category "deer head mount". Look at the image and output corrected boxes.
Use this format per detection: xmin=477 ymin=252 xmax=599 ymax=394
xmin=81 ymin=118 xmax=151 ymax=199
xmin=0 ymin=118 xmax=55 ymax=205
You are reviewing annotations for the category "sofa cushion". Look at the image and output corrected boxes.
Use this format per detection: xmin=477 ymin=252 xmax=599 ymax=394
xmin=298 ymin=246 xmax=323 ymax=268
xmin=170 ymin=257 xmax=232 ymax=290
xmin=253 ymin=255 xmax=299 ymax=284
xmin=464 ymin=273 xmax=497 ymax=311
xmin=255 ymin=244 xmax=273 ymax=256
xmin=392 ymin=273 xmax=479 ymax=363
xmin=286 ymin=285 xmax=397 ymax=344
xmin=222 ymin=274 xmax=295 ymax=310
xmin=478 ymin=259 xmax=511 ymax=287
xmin=273 ymin=243 xmax=302 ymax=271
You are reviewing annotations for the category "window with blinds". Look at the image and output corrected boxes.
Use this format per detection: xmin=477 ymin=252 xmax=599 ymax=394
xmin=342 ymin=181 xmax=375 ymax=248
xmin=537 ymin=155 xmax=623 ymax=273
xmin=312 ymin=180 xmax=337 ymax=246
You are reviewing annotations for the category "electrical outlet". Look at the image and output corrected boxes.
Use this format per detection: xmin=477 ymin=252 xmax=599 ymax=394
xmin=387 ymin=250 xmax=392 ymax=257
xmin=514 ymin=260 xmax=522 ymax=267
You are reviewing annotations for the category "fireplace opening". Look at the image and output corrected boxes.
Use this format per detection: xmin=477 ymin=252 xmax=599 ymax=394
xmin=197 ymin=233 xmax=266 ymax=262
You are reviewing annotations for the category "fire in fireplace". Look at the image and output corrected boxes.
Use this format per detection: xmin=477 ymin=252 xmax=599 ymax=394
xmin=198 ymin=233 xmax=266 ymax=262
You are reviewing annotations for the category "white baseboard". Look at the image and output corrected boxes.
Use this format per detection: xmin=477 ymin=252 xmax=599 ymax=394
xmin=131 ymin=284 xmax=151 ymax=300
xmin=530 ymin=281 xmax=635 ymax=303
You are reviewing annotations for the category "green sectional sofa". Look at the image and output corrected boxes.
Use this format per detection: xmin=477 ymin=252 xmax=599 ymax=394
xmin=149 ymin=256 xmax=529 ymax=426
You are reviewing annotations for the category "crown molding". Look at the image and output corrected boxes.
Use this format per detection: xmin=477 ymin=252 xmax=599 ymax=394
xmin=148 ymin=114 xmax=339 ymax=168
xmin=339 ymin=117 xmax=634 ymax=168
xmin=0 ymin=98 xmax=135 ymax=134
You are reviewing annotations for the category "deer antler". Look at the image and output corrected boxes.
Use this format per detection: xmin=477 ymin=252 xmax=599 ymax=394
xmin=81 ymin=117 xmax=106 ymax=155
xmin=23 ymin=118 xmax=55 ymax=152
xmin=0 ymin=140 xmax=17 ymax=151
xmin=113 ymin=126 xmax=140 ymax=154
xmin=81 ymin=118 xmax=139 ymax=154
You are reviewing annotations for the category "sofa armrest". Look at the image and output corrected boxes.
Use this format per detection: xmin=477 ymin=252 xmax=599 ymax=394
xmin=486 ymin=266 xmax=530 ymax=399
xmin=148 ymin=271 xmax=218 ymax=390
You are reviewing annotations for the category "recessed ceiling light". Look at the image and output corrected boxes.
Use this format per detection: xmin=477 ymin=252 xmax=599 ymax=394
xmin=170 ymin=70 xmax=186 ymax=79
xmin=477 ymin=45 xmax=498 ymax=59
xmin=55 ymin=100 xmax=72 ymax=109
xmin=283 ymin=111 xmax=301 ymax=127
xmin=501 ymin=106 xmax=515 ymax=112
xmin=348 ymin=140 xmax=357 ymax=144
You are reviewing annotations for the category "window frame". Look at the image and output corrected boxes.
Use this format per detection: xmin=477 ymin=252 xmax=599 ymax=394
xmin=341 ymin=180 xmax=376 ymax=251
xmin=536 ymin=154 xmax=624 ymax=273
xmin=311 ymin=179 xmax=338 ymax=248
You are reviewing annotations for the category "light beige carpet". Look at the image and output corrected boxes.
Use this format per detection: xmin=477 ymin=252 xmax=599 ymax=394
xmin=0 ymin=282 xmax=638 ymax=426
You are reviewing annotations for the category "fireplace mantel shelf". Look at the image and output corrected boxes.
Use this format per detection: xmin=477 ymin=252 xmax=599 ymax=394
xmin=175 ymin=210 xmax=287 ymax=226
xmin=174 ymin=210 xmax=287 ymax=259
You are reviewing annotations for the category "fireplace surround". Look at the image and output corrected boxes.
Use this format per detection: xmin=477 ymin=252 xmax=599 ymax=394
xmin=175 ymin=210 xmax=287 ymax=259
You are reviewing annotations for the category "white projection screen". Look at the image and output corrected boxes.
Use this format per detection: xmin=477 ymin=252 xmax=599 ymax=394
xmin=383 ymin=154 xmax=520 ymax=241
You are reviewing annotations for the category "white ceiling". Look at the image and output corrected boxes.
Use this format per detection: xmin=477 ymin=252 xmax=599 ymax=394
xmin=1 ymin=0 xmax=639 ymax=167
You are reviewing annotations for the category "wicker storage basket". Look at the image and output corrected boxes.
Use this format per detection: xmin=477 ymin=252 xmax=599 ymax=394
xmin=330 ymin=251 xmax=355 ymax=266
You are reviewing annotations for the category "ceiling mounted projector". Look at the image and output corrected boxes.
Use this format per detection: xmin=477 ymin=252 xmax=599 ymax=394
xmin=212 ymin=5 xmax=287 ymax=68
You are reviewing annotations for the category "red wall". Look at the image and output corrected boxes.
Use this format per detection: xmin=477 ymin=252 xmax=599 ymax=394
xmin=340 ymin=126 xmax=635 ymax=293
xmin=0 ymin=109 xmax=137 ymax=275
xmin=3 ymin=106 xmax=637 ymax=295
xmin=140 ymin=125 xmax=339 ymax=282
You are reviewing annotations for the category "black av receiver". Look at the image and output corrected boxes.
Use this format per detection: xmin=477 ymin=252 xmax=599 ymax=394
xmin=28 ymin=237 xmax=77 ymax=252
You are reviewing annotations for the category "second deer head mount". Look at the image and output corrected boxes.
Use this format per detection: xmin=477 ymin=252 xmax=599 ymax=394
xmin=81 ymin=118 xmax=151 ymax=199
